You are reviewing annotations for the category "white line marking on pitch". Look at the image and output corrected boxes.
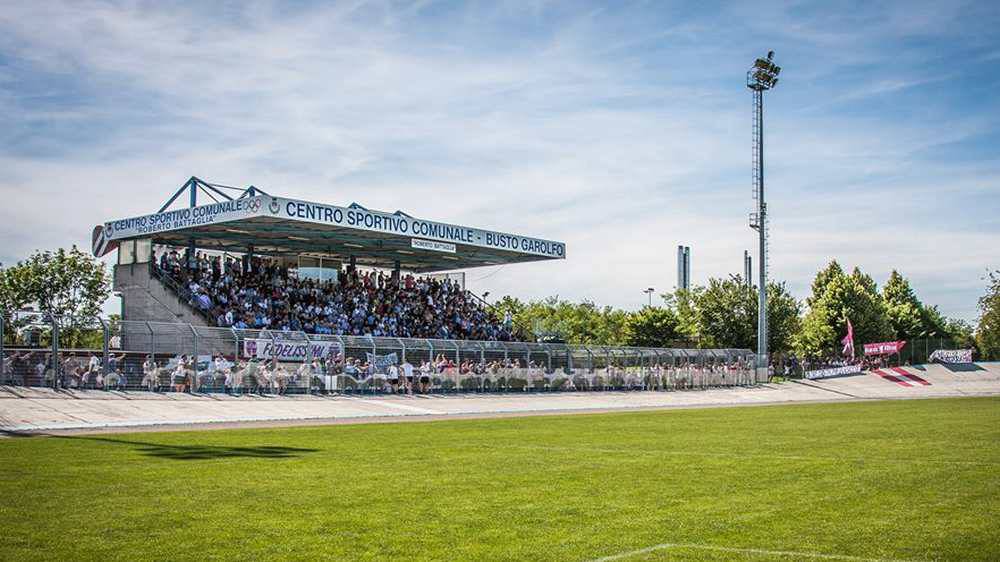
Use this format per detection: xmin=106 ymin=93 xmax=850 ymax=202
xmin=359 ymin=399 xmax=444 ymax=415
xmin=587 ymin=542 xmax=920 ymax=562
xmin=489 ymin=444 xmax=998 ymax=467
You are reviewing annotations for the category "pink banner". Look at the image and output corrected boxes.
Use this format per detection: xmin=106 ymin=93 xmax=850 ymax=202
xmin=863 ymin=340 xmax=907 ymax=356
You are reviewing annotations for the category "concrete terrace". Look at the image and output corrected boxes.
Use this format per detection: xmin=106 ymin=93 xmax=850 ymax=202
xmin=1 ymin=363 xmax=998 ymax=435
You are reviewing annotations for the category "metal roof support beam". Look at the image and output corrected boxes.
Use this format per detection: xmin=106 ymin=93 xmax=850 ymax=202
xmin=192 ymin=177 xmax=234 ymax=202
xmin=158 ymin=177 xmax=197 ymax=214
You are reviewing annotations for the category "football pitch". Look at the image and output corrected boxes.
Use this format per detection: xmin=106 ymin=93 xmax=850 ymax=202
xmin=1 ymin=397 xmax=998 ymax=561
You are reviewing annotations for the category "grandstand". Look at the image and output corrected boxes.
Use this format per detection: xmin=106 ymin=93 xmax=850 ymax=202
xmin=0 ymin=176 xmax=740 ymax=395
xmin=101 ymin=177 xmax=563 ymax=334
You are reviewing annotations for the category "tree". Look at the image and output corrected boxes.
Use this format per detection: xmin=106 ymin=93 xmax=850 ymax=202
xmin=808 ymin=260 xmax=844 ymax=308
xmin=692 ymin=275 xmax=757 ymax=349
xmin=795 ymin=264 xmax=892 ymax=358
xmin=497 ymin=296 xmax=629 ymax=345
xmin=766 ymin=281 xmax=802 ymax=354
xmin=882 ymin=270 xmax=926 ymax=339
xmin=490 ymin=295 xmax=527 ymax=339
xmin=671 ymin=287 xmax=703 ymax=344
xmin=0 ymin=263 xmax=31 ymax=319
xmin=943 ymin=317 xmax=976 ymax=349
xmin=669 ymin=275 xmax=800 ymax=352
xmin=0 ymin=246 xmax=111 ymax=321
xmin=623 ymin=306 xmax=680 ymax=347
xmin=977 ymin=270 xmax=1000 ymax=360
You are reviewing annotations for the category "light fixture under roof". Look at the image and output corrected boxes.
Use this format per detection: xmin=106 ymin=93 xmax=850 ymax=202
xmin=343 ymin=243 xmax=364 ymax=249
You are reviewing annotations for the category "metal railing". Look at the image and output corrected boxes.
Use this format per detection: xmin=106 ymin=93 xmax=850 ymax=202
xmin=1 ymin=312 xmax=758 ymax=395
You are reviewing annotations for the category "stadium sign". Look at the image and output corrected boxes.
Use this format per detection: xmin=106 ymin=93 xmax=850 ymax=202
xmin=243 ymin=338 xmax=342 ymax=362
xmin=274 ymin=196 xmax=565 ymax=258
xmin=411 ymin=238 xmax=456 ymax=253
xmin=100 ymin=195 xmax=566 ymax=259
xmin=100 ymin=197 xmax=263 ymax=247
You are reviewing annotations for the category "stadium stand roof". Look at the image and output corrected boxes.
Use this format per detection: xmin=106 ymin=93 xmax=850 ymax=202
xmin=94 ymin=177 xmax=566 ymax=273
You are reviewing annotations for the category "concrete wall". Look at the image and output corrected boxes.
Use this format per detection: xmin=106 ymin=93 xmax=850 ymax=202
xmin=114 ymin=264 xmax=209 ymax=326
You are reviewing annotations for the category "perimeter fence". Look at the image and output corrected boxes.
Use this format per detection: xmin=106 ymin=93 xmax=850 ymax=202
xmin=1 ymin=312 xmax=757 ymax=395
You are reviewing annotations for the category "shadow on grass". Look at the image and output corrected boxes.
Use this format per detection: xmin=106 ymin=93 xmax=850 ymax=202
xmin=12 ymin=434 xmax=319 ymax=460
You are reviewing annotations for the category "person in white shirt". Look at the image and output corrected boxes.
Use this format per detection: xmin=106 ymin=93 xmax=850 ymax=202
xmin=85 ymin=355 xmax=101 ymax=389
xmin=172 ymin=356 xmax=191 ymax=393
xmin=209 ymin=355 xmax=229 ymax=393
xmin=273 ymin=362 xmax=291 ymax=395
xmin=142 ymin=355 xmax=160 ymax=392
xmin=256 ymin=360 xmax=274 ymax=395
xmin=387 ymin=363 xmax=401 ymax=393
xmin=297 ymin=360 xmax=315 ymax=393
xmin=401 ymin=360 xmax=415 ymax=395
xmin=418 ymin=361 xmax=431 ymax=394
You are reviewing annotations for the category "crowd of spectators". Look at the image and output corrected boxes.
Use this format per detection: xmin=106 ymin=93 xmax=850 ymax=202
xmin=155 ymin=248 xmax=514 ymax=341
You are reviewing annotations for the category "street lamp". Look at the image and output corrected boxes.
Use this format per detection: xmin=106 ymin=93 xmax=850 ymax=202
xmin=643 ymin=287 xmax=655 ymax=307
xmin=747 ymin=50 xmax=780 ymax=376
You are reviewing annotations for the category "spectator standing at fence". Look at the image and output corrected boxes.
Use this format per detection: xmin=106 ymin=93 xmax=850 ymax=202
xmin=142 ymin=355 xmax=159 ymax=392
xmin=418 ymin=360 xmax=431 ymax=393
xmin=387 ymin=363 xmax=401 ymax=393
xmin=6 ymin=351 xmax=28 ymax=385
xmin=62 ymin=353 xmax=83 ymax=389
xmin=37 ymin=354 xmax=51 ymax=387
xmin=105 ymin=353 xmax=126 ymax=390
xmin=172 ymin=356 xmax=190 ymax=393
xmin=401 ymin=359 xmax=414 ymax=394
xmin=81 ymin=354 xmax=101 ymax=389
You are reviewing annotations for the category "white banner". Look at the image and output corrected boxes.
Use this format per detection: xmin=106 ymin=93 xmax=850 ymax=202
xmin=102 ymin=195 xmax=566 ymax=259
xmin=243 ymin=338 xmax=342 ymax=362
xmin=366 ymin=352 xmax=399 ymax=374
xmin=804 ymin=364 xmax=862 ymax=380
xmin=929 ymin=349 xmax=974 ymax=364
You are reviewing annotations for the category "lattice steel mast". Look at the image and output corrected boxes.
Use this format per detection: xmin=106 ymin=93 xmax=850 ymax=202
xmin=747 ymin=51 xmax=780 ymax=375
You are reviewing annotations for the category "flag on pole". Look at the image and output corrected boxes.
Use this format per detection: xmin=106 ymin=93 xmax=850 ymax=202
xmin=841 ymin=318 xmax=855 ymax=359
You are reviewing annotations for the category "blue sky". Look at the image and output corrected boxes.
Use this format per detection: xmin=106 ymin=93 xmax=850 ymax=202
xmin=1 ymin=0 xmax=998 ymax=322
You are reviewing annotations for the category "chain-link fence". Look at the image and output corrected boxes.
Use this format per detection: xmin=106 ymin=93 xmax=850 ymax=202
xmin=2 ymin=313 xmax=757 ymax=394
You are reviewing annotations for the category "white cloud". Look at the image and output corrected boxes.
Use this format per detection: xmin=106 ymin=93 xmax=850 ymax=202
xmin=0 ymin=0 xmax=997 ymax=324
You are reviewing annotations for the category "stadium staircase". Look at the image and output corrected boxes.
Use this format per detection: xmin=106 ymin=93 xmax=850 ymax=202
xmin=113 ymin=263 xmax=212 ymax=326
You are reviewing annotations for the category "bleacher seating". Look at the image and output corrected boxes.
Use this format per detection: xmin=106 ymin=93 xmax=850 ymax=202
xmin=154 ymin=249 xmax=513 ymax=341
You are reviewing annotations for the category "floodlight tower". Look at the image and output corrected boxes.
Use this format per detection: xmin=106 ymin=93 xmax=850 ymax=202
xmin=747 ymin=51 xmax=780 ymax=375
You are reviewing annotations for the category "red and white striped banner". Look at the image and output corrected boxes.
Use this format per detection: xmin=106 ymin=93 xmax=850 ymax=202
xmin=863 ymin=340 xmax=907 ymax=356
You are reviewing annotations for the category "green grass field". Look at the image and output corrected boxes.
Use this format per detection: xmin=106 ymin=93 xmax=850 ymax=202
xmin=2 ymin=397 xmax=998 ymax=561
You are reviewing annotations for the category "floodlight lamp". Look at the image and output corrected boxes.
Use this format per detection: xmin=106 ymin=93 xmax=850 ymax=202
xmin=767 ymin=50 xmax=774 ymax=60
